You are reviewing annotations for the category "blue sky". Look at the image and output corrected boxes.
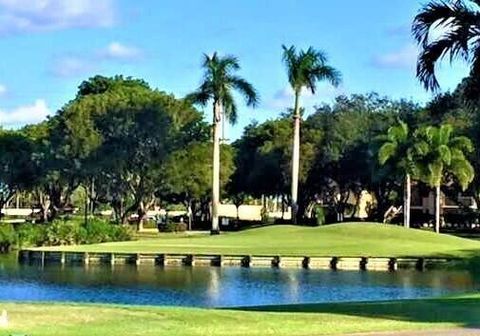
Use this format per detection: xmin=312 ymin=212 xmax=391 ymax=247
xmin=0 ymin=0 xmax=470 ymax=139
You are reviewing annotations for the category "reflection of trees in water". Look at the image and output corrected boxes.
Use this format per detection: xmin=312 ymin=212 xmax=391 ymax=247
xmin=286 ymin=271 xmax=299 ymax=301
xmin=207 ymin=268 xmax=221 ymax=301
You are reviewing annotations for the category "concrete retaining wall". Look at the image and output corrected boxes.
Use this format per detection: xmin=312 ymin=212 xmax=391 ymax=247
xmin=18 ymin=250 xmax=461 ymax=271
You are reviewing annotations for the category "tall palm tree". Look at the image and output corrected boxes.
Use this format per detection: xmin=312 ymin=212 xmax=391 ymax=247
xmin=413 ymin=0 xmax=480 ymax=91
xmin=378 ymin=121 xmax=416 ymax=228
xmin=414 ymin=124 xmax=474 ymax=233
xmin=187 ymin=52 xmax=258 ymax=234
xmin=282 ymin=45 xmax=341 ymax=224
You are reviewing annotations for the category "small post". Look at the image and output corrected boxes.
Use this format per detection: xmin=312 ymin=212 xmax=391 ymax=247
xmin=360 ymin=257 xmax=368 ymax=271
xmin=272 ymin=256 xmax=281 ymax=268
xmin=416 ymin=258 xmax=425 ymax=271
xmin=330 ymin=257 xmax=338 ymax=270
xmin=241 ymin=255 xmax=251 ymax=268
xmin=389 ymin=258 xmax=397 ymax=271
xmin=60 ymin=252 xmax=66 ymax=264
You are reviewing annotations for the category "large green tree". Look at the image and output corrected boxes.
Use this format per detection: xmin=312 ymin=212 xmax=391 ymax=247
xmin=0 ymin=131 xmax=37 ymax=216
xmin=187 ymin=52 xmax=258 ymax=234
xmin=414 ymin=124 xmax=474 ymax=233
xmin=282 ymin=45 xmax=341 ymax=224
xmin=58 ymin=78 xmax=203 ymax=226
xmin=160 ymin=143 xmax=235 ymax=230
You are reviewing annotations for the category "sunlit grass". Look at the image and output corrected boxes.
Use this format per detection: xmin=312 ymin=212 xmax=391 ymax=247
xmin=34 ymin=223 xmax=480 ymax=259
xmin=2 ymin=295 xmax=480 ymax=335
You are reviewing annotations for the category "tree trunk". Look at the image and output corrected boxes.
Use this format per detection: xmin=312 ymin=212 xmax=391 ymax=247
xmin=211 ymin=101 xmax=221 ymax=234
xmin=291 ymin=91 xmax=301 ymax=225
xmin=404 ymin=174 xmax=411 ymax=228
xmin=435 ymin=185 xmax=441 ymax=233
xmin=187 ymin=200 xmax=193 ymax=231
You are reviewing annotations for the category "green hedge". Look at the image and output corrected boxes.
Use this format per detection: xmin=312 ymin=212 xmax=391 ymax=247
xmin=0 ymin=224 xmax=15 ymax=252
xmin=1 ymin=218 xmax=132 ymax=249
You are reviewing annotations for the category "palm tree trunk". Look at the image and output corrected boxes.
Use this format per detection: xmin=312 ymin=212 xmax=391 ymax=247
xmin=404 ymin=174 xmax=411 ymax=228
xmin=435 ymin=185 xmax=441 ymax=233
xmin=211 ymin=101 xmax=221 ymax=234
xmin=291 ymin=91 xmax=301 ymax=225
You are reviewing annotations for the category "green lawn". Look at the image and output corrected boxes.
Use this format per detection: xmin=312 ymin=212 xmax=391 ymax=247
xmin=34 ymin=223 xmax=480 ymax=259
xmin=1 ymin=295 xmax=480 ymax=335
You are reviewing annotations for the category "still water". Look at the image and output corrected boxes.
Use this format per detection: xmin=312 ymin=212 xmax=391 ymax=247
xmin=0 ymin=254 xmax=478 ymax=307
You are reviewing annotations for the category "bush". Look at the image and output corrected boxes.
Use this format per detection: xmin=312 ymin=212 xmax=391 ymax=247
xmin=159 ymin=221 xmax=187 ymax=233
xmin=0 ymin=224 xmax=15 ymax=252
xmin=11 ymin=218 xmax=132 ymax=248
xmin=16 ymin=223 xmax=46 ymax=247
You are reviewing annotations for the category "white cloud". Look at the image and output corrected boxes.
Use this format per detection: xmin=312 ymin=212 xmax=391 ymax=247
xmin=371 ymin=44 xmax=418 ymax=70
xmin=50 ymin=55 xmax=95 ymax=78
xmin=267 ymin=85 xmax=345 ymax=110
xmin=99 ymin=41 xmax=142 ymax=60
xmin=0 ymin=0 xmax=116 ymax=35
xmin=0 ymin=84 xmax=8 ymax=96
xmin=0 ymin=99 xmax=51 ymax=127
xmin=51 ymin=41 xmax=143 ymax=78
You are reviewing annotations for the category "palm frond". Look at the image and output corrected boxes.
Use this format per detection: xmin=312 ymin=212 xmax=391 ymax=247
xmin=413 ymin=0 xmax=480 ymax=91
xmin=413 ymin=1 xmax=460 ymax=46
xmin=416 ymin=38 xmax=460 ymax=91
xmin=222 ymin=91 xmax=238 ymax=125
xmin=438 ymin=144 xmax=452 ymax=164
xmin=312 ymin=65 xmax=342 ymax=89
xmin=230 ymin=76 xmax=259 ymax=107
xmin=450 ymin=157 xmax=475 ymax=189
xmin=451 ymin=136 xmax=474 ymax=152
xmin=185 ymin=89 xmax=211 ymax=106
xmin=438 ymin=123 xmax=453 ymax=144
xmin=378 ymin=142 xmax=397 ymax=165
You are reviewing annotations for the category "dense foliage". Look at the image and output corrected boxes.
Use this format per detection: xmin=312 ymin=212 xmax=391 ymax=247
xmin=0 ymin=70 xmax=479 ymax=231
xmin=0 ymin=218 xmax=131 ymax=251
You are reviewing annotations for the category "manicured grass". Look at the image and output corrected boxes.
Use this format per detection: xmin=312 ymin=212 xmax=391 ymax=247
xmin=33 ymin=223 xmax=480 ymax=259
xmin=1 ymin=295 xmax=480 ymax=335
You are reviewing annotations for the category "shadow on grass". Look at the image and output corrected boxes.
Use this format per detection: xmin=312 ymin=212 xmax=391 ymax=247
xmin=237 ymin=296 xmax=480 ymax=328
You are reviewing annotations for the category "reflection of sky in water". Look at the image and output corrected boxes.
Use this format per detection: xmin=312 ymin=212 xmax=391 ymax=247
xmin=0 ymin=254 xmax=478 ymax=307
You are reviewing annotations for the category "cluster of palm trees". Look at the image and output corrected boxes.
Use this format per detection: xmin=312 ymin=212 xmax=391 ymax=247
xmin=188 ymin=47 xmax=341 ymax=233
xmin=379 ymin=122 xmax=474 ymax=233
xmin=188 ymin=0 xmax=480 ymax=234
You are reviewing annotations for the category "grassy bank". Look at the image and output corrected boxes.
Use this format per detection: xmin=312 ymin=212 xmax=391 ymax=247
xmin=1 ymin=295 xmax=480 ymax=335
xmin=31 ymin=223 xmax=480 ymax=259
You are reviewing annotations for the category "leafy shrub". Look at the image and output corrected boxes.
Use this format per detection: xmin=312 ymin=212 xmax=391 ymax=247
xmin=159 ymin=221 xmax=187 ymax=233
xmin=0 ymin=224 xmax=15 ymax=252
xmin=11 ymin=218 xmax=132 ymax=248
xmin=44 ymin=220 xmax=78 ymax=246
xmin=16 ymin=223 xmax=46 ymax=247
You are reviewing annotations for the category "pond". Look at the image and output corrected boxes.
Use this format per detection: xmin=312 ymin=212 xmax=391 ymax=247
xmin=0 ymin=253 xmax=479 ymax=308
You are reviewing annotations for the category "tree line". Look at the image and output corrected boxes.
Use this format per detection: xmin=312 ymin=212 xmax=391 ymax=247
xmin=2 ymin=0 xmax=480 ymax=233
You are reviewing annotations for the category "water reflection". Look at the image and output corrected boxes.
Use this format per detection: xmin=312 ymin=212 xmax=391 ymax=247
xmin=0 ymin=254 xmax=478 ymax=307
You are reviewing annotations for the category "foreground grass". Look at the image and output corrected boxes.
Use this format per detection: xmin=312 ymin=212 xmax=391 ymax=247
xmin=1 ymin=295 xmax=480 ymax=335
xmin=35 ymin=223 xmax=480 ymax=258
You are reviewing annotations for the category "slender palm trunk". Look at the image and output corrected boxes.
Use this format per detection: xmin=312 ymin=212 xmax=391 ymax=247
xmin=291 ymin=91 xmax=301 ymax=225
xmin=435 ymin=185 xmax=441 ymax=233
xmin=211 ymin=101 xmax=221 ymax=234
xmin=404 ymin=174 xmax=411 ymax=228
